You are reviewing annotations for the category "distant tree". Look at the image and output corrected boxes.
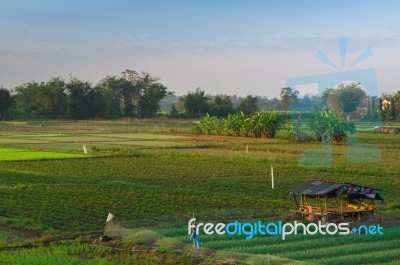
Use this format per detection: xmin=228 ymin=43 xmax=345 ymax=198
xmin=175 ymin=99 xmax=185 ymax=113
xmin=136 ymin=73 xmax=170 ymax=117
xmin=390 ymin=97 xmax=396 ymax=121
xmin=170 ymin=104 xmax=179 ymax=114
xmin=45 ymin=77 xmax=68 ymax=118
xmin=209 ymin=95 xmax=234 ymax=116
xmin=159 ymin=94 xmax=179 ymax=110
xmin=97 ymin=76 xmax=133 ymax=116
xmin=237 ymin=95 xmax=259 ymax=114
xmin=66 ymin=78 xmax=106 ymax=118
xmin=280 ymin=87 xmax=299 ymax=114
xmin=86 ymin=86 xmax=106 ymax=118
xmin=320 ymin=88 xmax=332 ymax=110
xmin=367 ymin=96 xmax=380 ymax=121
xmin=299 ymin=95 xmax=313 ymax=111
xmin=0 ymin=87 xmax=12 ymax=119
xmin=14 ymin=81 xmax=42 ymax=117
xmin=180 ymin=88 xmax=209 ymax=115
xmin=14 ymin=77 xmax=67 ymax=118
xmin=392 ymin=91 xmax=400 ymax=121
xmin=97 ymin=70 xmax=169 ymax=117
xmin=326 ymin=82 xmax=369 ymax=119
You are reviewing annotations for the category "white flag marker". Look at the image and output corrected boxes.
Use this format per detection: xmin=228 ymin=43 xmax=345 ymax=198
xmin=106 ymin=212 xmax=115 ymax=223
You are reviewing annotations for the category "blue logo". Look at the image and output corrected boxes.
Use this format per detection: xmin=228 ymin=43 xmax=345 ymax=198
xmin=286 ymin=38 xmax=381 ymax=167
xmin=188 ymin=218 xmax=384 ymax=240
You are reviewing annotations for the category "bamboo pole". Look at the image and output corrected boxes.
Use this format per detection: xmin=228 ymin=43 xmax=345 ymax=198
xmin=271 ymin=165 xmax=274 ymax=189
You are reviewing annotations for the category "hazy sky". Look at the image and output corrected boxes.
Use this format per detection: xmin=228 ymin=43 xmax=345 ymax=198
xmin=1 ymin=0 xmax=400 ymax=97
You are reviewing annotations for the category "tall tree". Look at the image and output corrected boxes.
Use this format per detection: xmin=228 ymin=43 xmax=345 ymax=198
xmin=0 ymin=87 xmax=12 ymax=119
xmin=180 ymin=88 xmax=210 ymax=115
xmin=392 ymin=91 xmax=400 ymax=121
xmin=136 ymin=73 xmax=170 ymax=117
xmin=209 ymin=95 xmax=234 ymax=116
xmin=97 ymin=76 xmax=136 ymax=116
xmin=326 ymin=82 xmax=369 ymax=119
xmin=390 ymin=97 xmax=396 ymax=121
xmin=45 ymin=77 xmax=68 ymax=118
xmin=14 ymin=78 xmax=67 ymax=118
xmin=280 ymin=87 xmax=299 ymax=114
xmin=368 ymin=96 xmax=380 ymax=121
xmin=65 ymin=78 xmax=106 ymax=118
xmin=237 ymin=95 xmax=259 ymax=114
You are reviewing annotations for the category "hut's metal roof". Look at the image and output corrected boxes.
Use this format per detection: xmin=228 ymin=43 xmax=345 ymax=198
xmin=288 ymin=179 xmax=384 ymax=201
xmin=288 ymin=180 xmax=344 ymax=195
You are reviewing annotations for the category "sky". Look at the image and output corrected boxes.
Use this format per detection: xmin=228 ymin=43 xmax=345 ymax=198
xmin=0 ymin=0 xmax=400 ymax=97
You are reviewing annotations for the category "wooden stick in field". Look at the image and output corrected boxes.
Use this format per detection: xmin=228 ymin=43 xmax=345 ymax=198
xmin=271 ymin=165 xmax=274 ymax=189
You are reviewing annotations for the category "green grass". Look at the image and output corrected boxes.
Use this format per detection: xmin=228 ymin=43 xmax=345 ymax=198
xmin=0 ymin=147 xmax=83 ymax=161
xmin=0 ymin=230 xmax=25 ymax=243
xmin=87 ymin=133 xmax=188 ymax=139
xmin=3 ymin=133 xmax=71 ymax=138
xmin=0 ymin=130 xmax=196 ymax=151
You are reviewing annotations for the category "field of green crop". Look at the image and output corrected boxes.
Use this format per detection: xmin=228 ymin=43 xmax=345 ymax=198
xmin=0 ymin=119 xmax=399 ymax=264
xmin=0 ymin=147 xmax=82 ymax=161
xmin=0 ymin=242 xmax=205 ymax=265
xmin=122 ymin=225 xmax=400 ymax=265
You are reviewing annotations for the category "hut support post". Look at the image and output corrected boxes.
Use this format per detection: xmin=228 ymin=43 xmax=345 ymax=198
xmin=318 ymin=196 xmax=322 ymax=211
xmin=340 ymin=195 xmax=344 ymax=221
xmin=323 ymin=196 xmax=328 ymax=224
xmin=292 ymin=193 xmax=299 ymax=208
xmin=334 ymin=197 xmax=338 ymax=207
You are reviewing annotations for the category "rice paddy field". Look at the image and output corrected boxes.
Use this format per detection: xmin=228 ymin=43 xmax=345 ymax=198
xmin=0 ymin=119 xmax=399 ymax=264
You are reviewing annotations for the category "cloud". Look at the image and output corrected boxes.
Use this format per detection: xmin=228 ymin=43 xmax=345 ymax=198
xmin=112 ymin=34 xmax=400 ymax=55
xmin=1 ymin=33 xmax=399 ymax=60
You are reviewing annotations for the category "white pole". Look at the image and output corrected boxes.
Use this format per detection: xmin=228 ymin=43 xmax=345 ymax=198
xmin=271 ymin=165 xmax=274 ymax=189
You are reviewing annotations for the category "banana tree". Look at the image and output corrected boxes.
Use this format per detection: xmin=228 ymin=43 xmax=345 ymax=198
xmin=224 ymin=113 xmax=244 ymax=136
xmin=308 ymin=110 xmax=356 ymax=142
xmin=196 ymin=113 xmax=220 ymax=135
xmin=257 ymin=112 xmax=286 ymax=138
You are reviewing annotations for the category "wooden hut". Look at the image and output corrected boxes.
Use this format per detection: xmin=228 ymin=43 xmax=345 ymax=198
xmin=289 ymin=179 xmax=384 ymax=221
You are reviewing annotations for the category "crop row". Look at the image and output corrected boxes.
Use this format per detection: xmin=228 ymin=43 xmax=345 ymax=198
xmin=0 ymin=243 xmax=196 ymax=265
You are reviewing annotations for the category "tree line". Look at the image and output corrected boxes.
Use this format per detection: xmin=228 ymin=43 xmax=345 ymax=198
xmin=0 ymin=69 xmax=169 ymax=119
xmin=0 ymin=70 xmax=397 ymax=121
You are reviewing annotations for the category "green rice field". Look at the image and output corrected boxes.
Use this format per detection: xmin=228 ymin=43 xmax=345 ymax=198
xmin=0 ymin=119 xmax=399 ymax=264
